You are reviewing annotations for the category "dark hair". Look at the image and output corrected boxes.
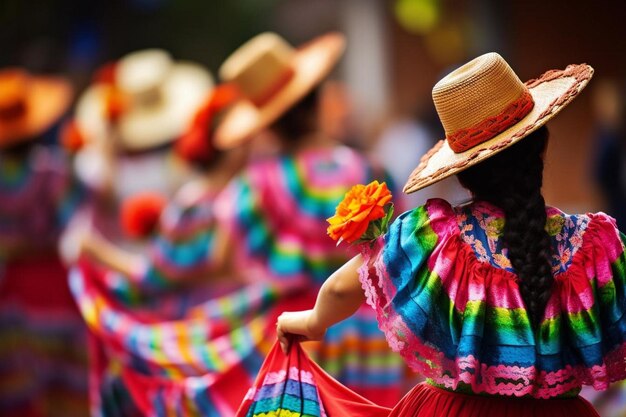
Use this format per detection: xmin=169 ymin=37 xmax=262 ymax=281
xmin=1 ymin=137 xmax=36 ymax=157
xmin=186 ymin=146 xmax=225 ymax=172
xmin=271 ymin=87 xmax=320 ymax=141
xmin=457 ymin=126 xmax=552 ymax=329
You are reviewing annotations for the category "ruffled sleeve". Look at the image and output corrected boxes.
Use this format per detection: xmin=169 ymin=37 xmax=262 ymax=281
xmin=357 ymin=198 xmax=458 ymax=374
xmin=556 ymin=212 xmax=626 ymax=390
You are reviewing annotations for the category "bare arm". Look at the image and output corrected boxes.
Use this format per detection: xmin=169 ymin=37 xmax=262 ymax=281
xmin=81 ymin=234 xmax=145 ymax=278
xmin=276 ymin=254 xmax=366 ymax=353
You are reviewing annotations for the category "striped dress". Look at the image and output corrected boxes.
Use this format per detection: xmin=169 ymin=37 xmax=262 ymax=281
xmin=239 ymin=198 xmax=626 ymax=416
xmin=71 ymin=184 xmax=307 ymax=416
xmin=215 ymin=146 xmax=408 ymax=406
xmin=0 ymin=145 xmax=88 ymax=417
xmin=71 ymin=145 xmax=408 ymax=416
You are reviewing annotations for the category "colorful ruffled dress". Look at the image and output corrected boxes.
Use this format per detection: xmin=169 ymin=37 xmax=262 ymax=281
xmin=72 ymin=182 xmax=321 ymax=416
xmin=240 ymin=198 xmax=626 ymax=416
xmin=72 ymin=186 xmax=259 ymax=416
xmin=0 ymin=145 xmax=89 ymax=417
xmin=70 ymin=146 xmax=408 ymax=416
xmin=215 ymin=146 xmax=408 ymax=406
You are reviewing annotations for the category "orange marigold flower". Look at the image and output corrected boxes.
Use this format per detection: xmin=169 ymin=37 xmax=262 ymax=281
xmin=327 ymin=181 xmax=393 ymax=244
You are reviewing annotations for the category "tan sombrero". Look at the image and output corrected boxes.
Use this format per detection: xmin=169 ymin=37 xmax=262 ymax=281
xmin=75 ymin=49 xmax=213 ymax=152
xmin=0 ymin=68 xmax=72 ymax=147
xmin=214 ymin=32 xmax=345 ymax=150
xmin=404 ymin=52 xmax=594 ymax=194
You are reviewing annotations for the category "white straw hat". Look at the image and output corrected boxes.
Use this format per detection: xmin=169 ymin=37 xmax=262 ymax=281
xmin=75 ymin=49 xmax=213 ymax=152
xmin=214 ymin=32 xmax=345 ymax=150
xmin=404 ymin=53 xmax=593 ymax=194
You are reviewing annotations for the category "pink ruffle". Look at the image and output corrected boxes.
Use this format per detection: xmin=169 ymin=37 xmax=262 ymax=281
xmin=358 ymin=199 xmax=626 ymax=398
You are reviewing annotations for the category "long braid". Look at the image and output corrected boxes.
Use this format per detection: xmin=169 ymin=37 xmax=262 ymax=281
xmin=457 ymin=126 xmax=553 ymax=329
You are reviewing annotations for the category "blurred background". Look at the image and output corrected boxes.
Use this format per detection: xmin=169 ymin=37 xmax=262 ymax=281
xmin=2 ymin=0 xmax=626 ymax=214
xmin=4 ymin=2 xmax=626 ymax=416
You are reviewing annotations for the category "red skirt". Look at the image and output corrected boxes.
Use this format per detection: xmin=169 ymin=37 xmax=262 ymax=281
xmin=0 ymin=254 xmax=88 ymax=417
xmin=238 ymin=341 xmax=601 ymax=417
xmin=390 ymin=383 xmax=600 ymax=417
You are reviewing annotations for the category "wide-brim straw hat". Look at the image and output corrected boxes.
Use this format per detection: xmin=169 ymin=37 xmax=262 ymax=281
xmin=404 ymin=52 xmax=593 ymax=194
xmin=75 ymin=49 xmax=213 ymax=152
xmin=0 ymin=68 xmax=72 ymax=147
xmin=214 ymin=32 xmax=345 ymax=150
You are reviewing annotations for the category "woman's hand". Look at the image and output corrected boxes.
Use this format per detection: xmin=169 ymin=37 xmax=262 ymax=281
xmin=276 ymin=310 xmax=326 ymax=354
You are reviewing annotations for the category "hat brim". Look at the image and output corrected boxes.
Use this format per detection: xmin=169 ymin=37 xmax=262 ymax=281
xmin=0 ymin=76 xmax=72 ymax=147
xmin=214 ymin=32 xmax=346 ymax=150
xmin=76 ymin=63 xmax=213 ymax=152
xmin=403 ymin=63 xmax=594 ymax=194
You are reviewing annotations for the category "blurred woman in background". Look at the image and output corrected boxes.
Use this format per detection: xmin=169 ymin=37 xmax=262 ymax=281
xmin=213 ymin=32 xmax=409 ymax=406
xmin=73 ymin=49 xmax=213 ymax=247
xmin=0 ymin=69 xmax=88 ymax=417
xmin=69 ymin=84 xmax=258 ymax=417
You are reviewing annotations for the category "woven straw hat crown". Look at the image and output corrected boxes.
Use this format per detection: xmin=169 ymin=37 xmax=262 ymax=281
xmin=433 ymin=53 xmax=531 ymax=153
xmin=219 ymin=33 xmax=296 ymax=106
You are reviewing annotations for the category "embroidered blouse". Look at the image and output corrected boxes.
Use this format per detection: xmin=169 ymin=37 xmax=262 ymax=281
xmin=359 ymin=198 xmax=626 ymax=399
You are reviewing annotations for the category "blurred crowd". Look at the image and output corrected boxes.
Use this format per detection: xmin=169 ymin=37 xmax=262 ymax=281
xmin=2 ymin=1 xmax=626 ymax=417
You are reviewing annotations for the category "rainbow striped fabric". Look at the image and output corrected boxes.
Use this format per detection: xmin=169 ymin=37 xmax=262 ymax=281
xmin=216 ymin=146 xmax=391 ymax=286
xmin=0 ymin=146 xmax=85 ymax=254
xmin=216 ymin=146 xmax=408 ymax=405
xmin=72 ymin=185 xmax=287 ymax=416
xmin=71 ymin=260 xmax=299 ymax=416
xmin=112 ymin=187 xmax=225 ymax=303
xmin=359 ymin=198 xmax=626 ymax=399
xmin=0 ymin=145 xmax=89 ymax=417
xmin=238 ymin=341 xmax=390 ymax=417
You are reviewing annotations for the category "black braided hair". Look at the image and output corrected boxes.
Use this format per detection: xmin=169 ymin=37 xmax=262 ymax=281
xmin=457 ymin=126 xmax=553 ymax=329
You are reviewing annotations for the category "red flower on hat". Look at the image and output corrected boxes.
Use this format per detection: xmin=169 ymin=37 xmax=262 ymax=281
xmin=92 ymin=61 xmax=130 ymax=123
xmin=93 ymin=62 xmax=118 ymax=85
xmin=103 ymin=86 xmax=129 ymax=123
xmin=60 ymin=119 xmax=86 ymax=153
xmin=120 ymin=192 xmax=167 ymax=239
xmin=175 ymin=84 xmax=239 ymax=164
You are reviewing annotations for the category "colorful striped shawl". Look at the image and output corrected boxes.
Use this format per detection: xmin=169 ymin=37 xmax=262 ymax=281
xmin=71 ymin=260 xmax=315 ymax=416
xmin=359 ymin=198 xmax=626 ymax=399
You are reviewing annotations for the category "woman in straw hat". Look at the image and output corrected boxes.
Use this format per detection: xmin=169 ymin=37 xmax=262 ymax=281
xmin=66 ymin=84 xmax=264 ymax=416
xmin=210 ymin=32 xmax=411 ymax=407
xmin=0 ymin=69 xmax=89 ymax=417
xmin=235 ymin=53 xmax=620 ymax=416
xmin=73 ymin=49 xmax=213 ymax=246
